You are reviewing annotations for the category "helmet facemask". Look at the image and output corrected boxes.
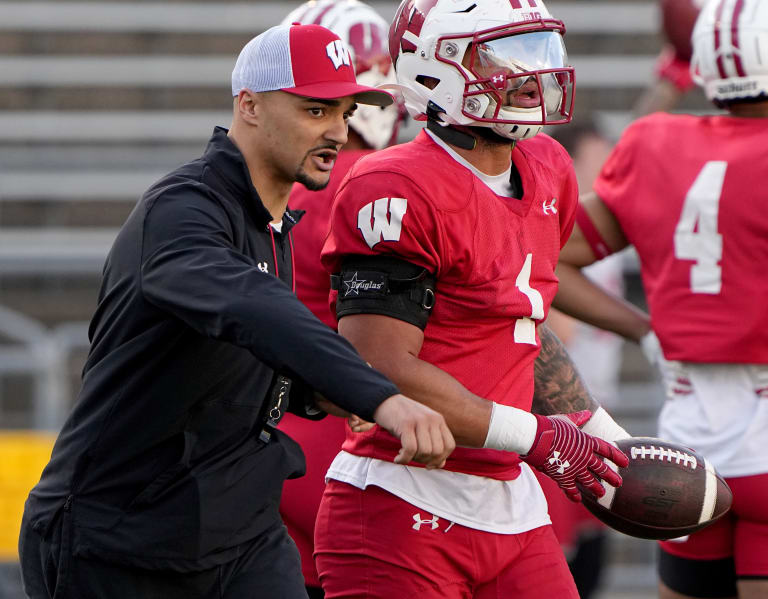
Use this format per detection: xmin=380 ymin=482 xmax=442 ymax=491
xmin=389 ymin=0 xmax=575 ymax=141
xmin=457 ymin=28 xmax=574 ymax=139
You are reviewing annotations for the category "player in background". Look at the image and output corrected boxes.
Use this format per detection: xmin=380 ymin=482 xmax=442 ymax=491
xmin=546 ymin=122 xmax=624 ymax=419
xmin=280 ymin=0 xmax=402 ymax=330
xmin=539 ymin=121 xmax=624 ymax=599
xmin=275 ymin=1 xmax=403 ymax=597
xmin=554 ymin=0 xmax=768 ymax=597
xmin=314 ymin=0 xmax=633 ymax=596
xmin=633 ymin=0 xmax=705 ymax=117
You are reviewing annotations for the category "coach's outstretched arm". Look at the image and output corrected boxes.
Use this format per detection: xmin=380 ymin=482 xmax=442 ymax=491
xmin=140 ymin=188 xmax=454 ymax=469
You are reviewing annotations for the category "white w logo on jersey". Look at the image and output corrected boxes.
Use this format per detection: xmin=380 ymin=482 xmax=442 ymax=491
xmin=357 ymin=197 xmax=407 ymax=249
xmin=326 ymin=39 xmax=351 ymax=70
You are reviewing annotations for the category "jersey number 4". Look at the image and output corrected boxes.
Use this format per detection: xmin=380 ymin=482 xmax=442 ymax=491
xmin=514 ymin=253 xmax=544 ymax=345
xmin=673 ymin=161 xmax=726 ymax=294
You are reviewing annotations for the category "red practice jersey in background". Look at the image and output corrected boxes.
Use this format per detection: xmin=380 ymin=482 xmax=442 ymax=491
xmin=594 ymin=113 xmax=768 ymax=363
xmin=279 ymin=149 xmax=372 ymax=588
xmin=322 ymin=130 xmax=578 ymax=480
xmin=290 ymin=149 xmax=371 ymax=327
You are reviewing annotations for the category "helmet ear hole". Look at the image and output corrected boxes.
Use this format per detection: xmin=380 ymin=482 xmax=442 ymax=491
xmin=416 ymin=75 xmax=441 ymax=90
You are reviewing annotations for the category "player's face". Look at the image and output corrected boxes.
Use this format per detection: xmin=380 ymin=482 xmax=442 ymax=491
xmin=259 ymin=92 xmax=356 ymax=191
xmin=464 ymin=32 xmax=567 ymax=113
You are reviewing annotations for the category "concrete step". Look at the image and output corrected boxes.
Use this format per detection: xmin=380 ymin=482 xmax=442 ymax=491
xmin=0 ymin=228 xmax=117 ymax=274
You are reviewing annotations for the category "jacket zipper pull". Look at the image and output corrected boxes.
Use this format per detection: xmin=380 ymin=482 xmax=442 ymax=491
xmin=258 ymin=375 xmax=291 ymax=443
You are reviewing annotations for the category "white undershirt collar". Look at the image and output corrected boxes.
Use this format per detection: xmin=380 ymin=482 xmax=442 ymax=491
xmin=425 ymin=128 xmax=515 ymax=198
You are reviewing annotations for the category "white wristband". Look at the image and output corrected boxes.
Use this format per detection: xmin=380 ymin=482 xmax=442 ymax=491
xmin=640 ymin=330 xmax=662 ymax=366
xmin=580 ymin=406 xmax=630 ymax=442
xmin=483 ymin=403 xmax=538 ymax=454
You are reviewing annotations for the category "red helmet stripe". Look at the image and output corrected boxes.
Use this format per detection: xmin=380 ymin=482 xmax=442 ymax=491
xmin=310 ymin=3 xmax=336 ymax=25
xmin=730 ymin=0 xmax=747 ymax=76
xmin=389 ymin=0 xmax=439 ymax=62
xmin=713 ymin=0 xmax=729 ymax=79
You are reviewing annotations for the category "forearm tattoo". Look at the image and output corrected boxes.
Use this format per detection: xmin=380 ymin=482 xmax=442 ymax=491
xmin=532 ymin=324 xmax=599 ymax=416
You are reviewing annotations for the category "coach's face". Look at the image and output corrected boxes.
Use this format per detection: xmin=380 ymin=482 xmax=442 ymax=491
xmin=255 ymin=91 xmax=355 ymax=191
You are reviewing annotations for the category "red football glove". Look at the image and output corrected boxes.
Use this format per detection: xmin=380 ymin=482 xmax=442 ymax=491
xmin=522 ymin=410 xmax=629 ymax=503
xmin=656 ymin=45 xmax=695 ymax=92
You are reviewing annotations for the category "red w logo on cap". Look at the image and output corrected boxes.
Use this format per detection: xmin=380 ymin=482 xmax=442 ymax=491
xmin=326 ymin=40 xmax=352 ymax=70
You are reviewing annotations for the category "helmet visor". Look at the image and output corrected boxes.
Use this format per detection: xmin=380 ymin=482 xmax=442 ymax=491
xmin=468 ymin=31 xmax=569 ymax=115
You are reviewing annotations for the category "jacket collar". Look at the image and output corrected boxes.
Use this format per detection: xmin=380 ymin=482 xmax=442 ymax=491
xmin=203 ymin=127 xmax=303 ymax=233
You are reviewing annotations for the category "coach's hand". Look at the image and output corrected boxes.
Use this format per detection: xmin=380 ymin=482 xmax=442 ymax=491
xmin=348 ymin=414 xmax=375 ymax=432
xmin=373 ymin=394 xmax=455 ymax=469
xmin=522 ymin=411 xmax=629 ymax=503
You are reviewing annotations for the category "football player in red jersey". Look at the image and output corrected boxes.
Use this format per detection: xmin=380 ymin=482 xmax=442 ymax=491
xmin=312 ymin=0 xmax=633 ymax=597
xmin=555 ymin=1 xmax=768 ymax=597
xmin=276 ymin=2 xmax=404 ymax=597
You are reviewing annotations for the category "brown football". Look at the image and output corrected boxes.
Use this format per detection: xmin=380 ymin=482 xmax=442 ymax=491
xmin=581 ymin=437 xmax=732 ymax=540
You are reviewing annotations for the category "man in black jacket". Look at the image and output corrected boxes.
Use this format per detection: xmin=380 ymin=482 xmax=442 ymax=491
xmin=18 ymin=23 xmax=454 ymax=599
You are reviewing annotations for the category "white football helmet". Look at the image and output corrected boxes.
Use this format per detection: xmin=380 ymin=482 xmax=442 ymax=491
xmin=282 ymin=0 xmax=403 ymax=149
xmin=388 ymin=0 xmax=574 ymax=140
xmin=691 ymin=0 xmax=768 ymax=105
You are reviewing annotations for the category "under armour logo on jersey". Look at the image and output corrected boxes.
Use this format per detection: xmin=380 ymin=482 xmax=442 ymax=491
xmin=548 ymin=451 xmax=570 ymax=474
xmin=257 ymin=262 xmax=269 ymax=273
xmin=326 ymin=39 xmax=351 ymax=70
xmin=542 ymin=198 xmax=558 ymax=215
xmin=412 ymin=513 xmax=439 ymax=531
xmin=357 ymin=197 xmax=408 ymax=249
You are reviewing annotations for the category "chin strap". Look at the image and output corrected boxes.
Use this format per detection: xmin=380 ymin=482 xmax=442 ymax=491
xmin=426 ymin=118 xmax=477 ymax=150
xmin=426 ymin=101 xmax=476 ymax=150
xmin=426 ymin=102 xmax=520 ymax=151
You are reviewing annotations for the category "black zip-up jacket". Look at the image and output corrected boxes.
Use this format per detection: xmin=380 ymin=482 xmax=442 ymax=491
xmin=24 ymin=127 xmax=399 ymax=571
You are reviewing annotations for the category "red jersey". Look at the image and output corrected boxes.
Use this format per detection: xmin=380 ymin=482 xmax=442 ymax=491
xmin=289 ymin=149 xmax=372 ymax=328
xmin=594 ymin=113 xmax=768 ymax=363
xmin=322 ymin=130 xmax=578 ymax=479
xmin=281 ymin=149 xmax=372 ymax=587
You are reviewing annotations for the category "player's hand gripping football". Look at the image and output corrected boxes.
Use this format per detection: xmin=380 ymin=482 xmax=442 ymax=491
xmin=374 ymin=394 xmax=455 ymax=469
xmin=522 ymin=410 xmax=629 ymax=502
